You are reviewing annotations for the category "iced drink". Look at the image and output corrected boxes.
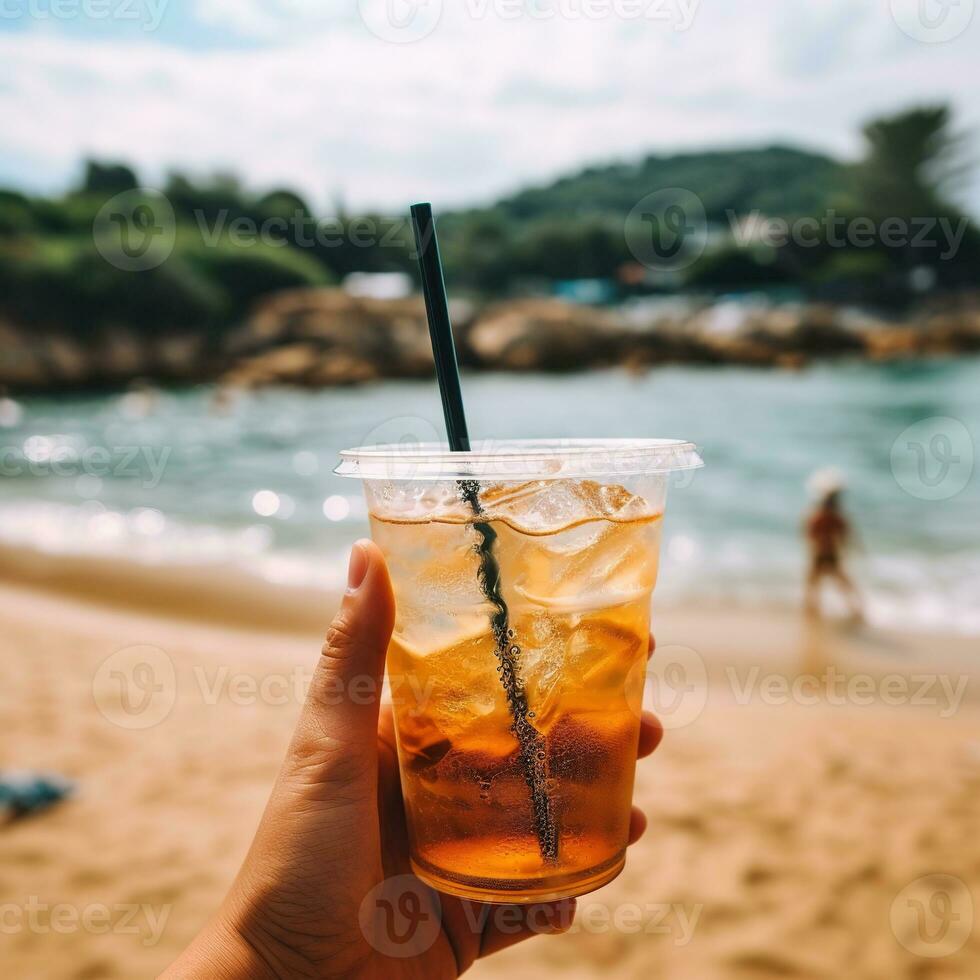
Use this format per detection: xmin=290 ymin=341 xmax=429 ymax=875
xmin=337 ymin=440 xmax=701 ymax=903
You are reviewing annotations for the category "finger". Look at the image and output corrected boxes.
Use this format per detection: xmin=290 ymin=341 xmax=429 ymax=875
xmin=478 ymin=899 xmax=577 ymax=959
xmin=627 ymin=806 xmax=648 ymax=845
xmin=291 ymin=539 xmax=395 ymax=778
xmin=637 ymin=711 xmax=664 ymax=759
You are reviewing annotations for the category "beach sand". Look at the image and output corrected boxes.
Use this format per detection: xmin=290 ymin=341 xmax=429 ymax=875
xmin=2 ymin=573 xmax=979 ymax=979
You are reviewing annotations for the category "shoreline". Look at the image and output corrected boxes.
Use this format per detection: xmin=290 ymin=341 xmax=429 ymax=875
xmin=2 ymin=537 xmax=978 ymax=650
xmin=2 ymin=539 xmax=975 ymax=642
xmin=4 ymin=291 xmax=980 ymax=393
xmin=0 ymin=541 xmax=331 ymax=635
xmin=2 ymin=351 xmax=980 ymax=400
xmin=3 ymin=539 xmax=977 ymax=681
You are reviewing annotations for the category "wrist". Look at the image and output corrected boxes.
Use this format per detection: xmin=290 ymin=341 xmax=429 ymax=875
xmin=162 ymin=914 xmax=282 ymax=980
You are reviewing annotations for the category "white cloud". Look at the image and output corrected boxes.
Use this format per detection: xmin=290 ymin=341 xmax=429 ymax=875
xmin=193 ymin=0 xmax=359 ymax=41
xmin=1 ymin=2 xmax=978 ymax=211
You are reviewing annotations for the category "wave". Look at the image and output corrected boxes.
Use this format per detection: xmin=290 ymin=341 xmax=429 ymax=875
xmin=0 ymin=500 xmax=977 ymax=637
xmin=657 ymin=530 xmax=980 ymax=636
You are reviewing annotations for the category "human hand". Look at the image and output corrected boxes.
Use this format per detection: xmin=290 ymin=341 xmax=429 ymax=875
xmin=164 ymin=540 xmax=664 ymax=979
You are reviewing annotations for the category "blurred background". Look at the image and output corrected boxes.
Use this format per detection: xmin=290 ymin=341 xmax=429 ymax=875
xmin=1 ymin=2 xmax=979 ymax=978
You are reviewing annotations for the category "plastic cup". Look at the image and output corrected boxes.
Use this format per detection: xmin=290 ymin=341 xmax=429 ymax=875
xmin=336 ymin=438 xmax=702 ymax=903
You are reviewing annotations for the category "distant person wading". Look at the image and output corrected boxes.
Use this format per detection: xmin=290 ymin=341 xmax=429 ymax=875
xmin=804 ymin=471 xmax=863 ymax=621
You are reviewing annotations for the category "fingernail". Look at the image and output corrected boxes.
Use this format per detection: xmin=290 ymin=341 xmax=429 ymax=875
xmin=347 ymin=542 xmax=369 ymax=593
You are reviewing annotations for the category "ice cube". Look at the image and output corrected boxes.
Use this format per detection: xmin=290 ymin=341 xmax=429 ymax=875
xmin=567 ymin=614 xmax=645 ymax=694
xmin=481 ymin=479 xmax=651 ymax=535
xmin=515 ymin=612 xmax=569 ymax=733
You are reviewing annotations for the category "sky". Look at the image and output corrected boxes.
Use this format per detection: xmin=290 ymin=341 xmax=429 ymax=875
xmin=1 ymin=0 xmax=979 ymax=213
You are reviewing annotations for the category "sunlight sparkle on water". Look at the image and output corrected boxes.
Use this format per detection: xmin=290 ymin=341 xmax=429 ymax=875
xmin=252 ymin=490 xmax=281 ymax=517
xmin=322 ymin=495 xmax=351 ymax=522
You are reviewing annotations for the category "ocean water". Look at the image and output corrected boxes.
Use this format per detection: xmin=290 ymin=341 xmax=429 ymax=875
xmin=1 ymin=359 xmax=978 ymax=634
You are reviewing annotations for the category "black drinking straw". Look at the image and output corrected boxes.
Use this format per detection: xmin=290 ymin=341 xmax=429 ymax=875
xmin=410 ymin=203 xmax=471 ymax=453
xmin=410 ymin=203 xmax=558 ymax=862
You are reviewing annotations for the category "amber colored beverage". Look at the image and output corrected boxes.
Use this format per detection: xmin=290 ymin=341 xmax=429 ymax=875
xmin=370 ymin=479 xmax=661 ymax=903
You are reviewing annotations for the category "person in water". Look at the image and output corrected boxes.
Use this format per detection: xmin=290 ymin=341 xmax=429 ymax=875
xmin=804 ymin=476 xmax=863 ymax=620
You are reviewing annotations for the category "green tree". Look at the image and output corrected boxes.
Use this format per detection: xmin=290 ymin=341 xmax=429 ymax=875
xmin=0 ymin=190 xmax=35 ymax=236
xmin=81 ymin=160 xmax=139 ymax=196
xmin=856 ymin=104 xmax=967 ymax=218
xmin=853 ymin=104 xmax=979 ymax=294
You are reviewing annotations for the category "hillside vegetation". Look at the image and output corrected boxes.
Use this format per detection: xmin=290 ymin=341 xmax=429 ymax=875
xmin=0 ymin=105 xmax=976 ymax=356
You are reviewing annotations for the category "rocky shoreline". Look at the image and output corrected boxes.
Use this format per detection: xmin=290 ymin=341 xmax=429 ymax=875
xmin=3 ymin=289 xmax=980 ymax=391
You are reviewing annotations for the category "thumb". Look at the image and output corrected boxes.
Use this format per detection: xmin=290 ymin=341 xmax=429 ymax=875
xmin=290 ymin=539 xmax=396 ymax=782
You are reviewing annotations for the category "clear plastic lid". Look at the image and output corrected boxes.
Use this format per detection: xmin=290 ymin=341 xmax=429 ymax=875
xmin=335 ymin=438 xmax=703 ymax=482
